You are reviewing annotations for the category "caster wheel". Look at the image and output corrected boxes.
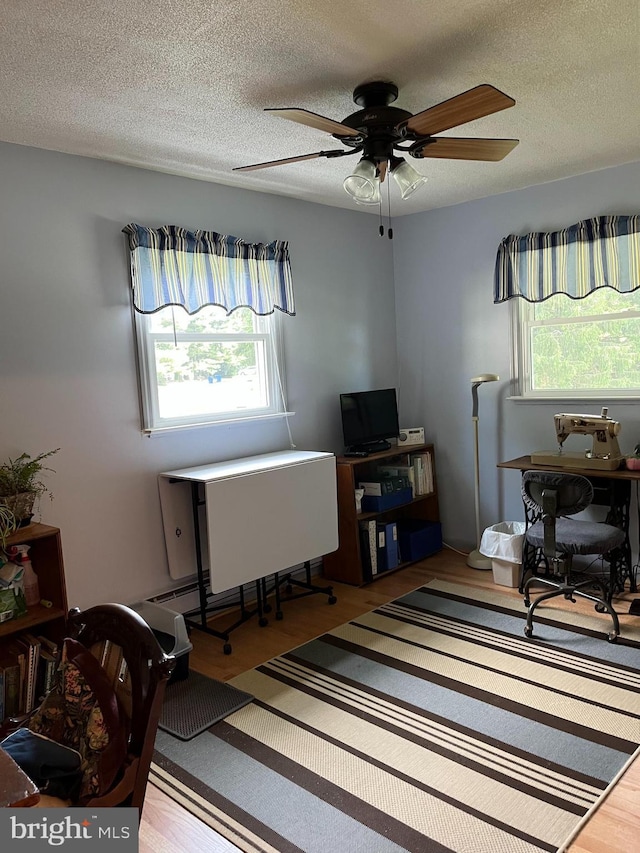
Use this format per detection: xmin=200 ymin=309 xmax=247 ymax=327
xmin=328 ymin=595 xmax=337 ymax=605
xmin=594 ymin=602 xmax=606 ymax=613
xmin=259 ymin=617 xmax=268 ymax=627
xmin=223 ymin=643 xmax=232 ymax=655
xmin=523 ymin=599 xmax=530 ymax=608
xmin=263 ymin=603 xmax=272 ymax=613
xmin=524 ymin=625 xmax=533 ymax=638
xmin=607 ymin=632 xmax=618 ymax=643
xmin=276 ymin=611 xmax=283 ymax=621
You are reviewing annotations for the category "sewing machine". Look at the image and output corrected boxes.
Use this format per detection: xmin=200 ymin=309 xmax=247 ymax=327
xmin=531 ymin=407 xmax=624 ymax=471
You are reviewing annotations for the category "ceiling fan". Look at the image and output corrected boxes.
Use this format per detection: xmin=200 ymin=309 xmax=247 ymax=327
xmin=234 ymin=81 xmax=519 ymax=206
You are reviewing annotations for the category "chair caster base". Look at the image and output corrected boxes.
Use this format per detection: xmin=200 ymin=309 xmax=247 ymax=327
xmin=223 ymin=643 xmax=232 ymax=655
xmin=524 ymin=625 xmax=533 ymax=638
xmin=328 ymin=595 xmax=337 ymax=605
xmin=258 ymin=617 xmax=268 ymax=627
xmin=595 ymin=602 xmax=606 ymax=613
xmin=607 ymin=632 xmax=618 ymax=643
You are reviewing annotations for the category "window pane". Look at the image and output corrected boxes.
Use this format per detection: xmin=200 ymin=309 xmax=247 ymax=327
xmin=531 ymin=316 xmax=640 ymax=389
xmin=154 ymin=340 xmax=268 ymax=418
xmin=535 ymin=290 xmax=640 ymax=320
xmin=148 ymin=304 xmax=256 ymax=334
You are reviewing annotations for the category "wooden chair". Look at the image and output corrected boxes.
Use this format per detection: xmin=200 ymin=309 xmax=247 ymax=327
xmin=35 ymin=603 xmax=174 ymax=811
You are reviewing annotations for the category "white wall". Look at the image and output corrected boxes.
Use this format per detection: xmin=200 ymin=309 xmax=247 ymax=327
xmin=3 ymin=141 xmax=638 ymax=607
xmin=393 ymin=160 xmax=640 ymax=554
xmin=0 ymin=141 xmax=397 ymax=608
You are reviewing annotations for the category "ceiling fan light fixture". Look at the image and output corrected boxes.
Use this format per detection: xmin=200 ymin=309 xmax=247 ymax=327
xmin=343 ymin=157 xmax=378 ymax=203
xmin=354 ymin=177 xmax=381 ymax=206
xmin=390 ymin=158 xmax=427 ymax=200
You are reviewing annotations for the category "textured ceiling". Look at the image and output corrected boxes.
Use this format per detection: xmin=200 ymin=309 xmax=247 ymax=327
xmin=1 ymin=0 xmax=638 ymax=215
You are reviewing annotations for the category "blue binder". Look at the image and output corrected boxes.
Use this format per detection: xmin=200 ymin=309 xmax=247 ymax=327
xmin=376 ymin=521 xmax=399 ymax=572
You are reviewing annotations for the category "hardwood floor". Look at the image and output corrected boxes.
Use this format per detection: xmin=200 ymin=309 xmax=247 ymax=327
xmin=139 ymin=549 xmax=640 ymax=853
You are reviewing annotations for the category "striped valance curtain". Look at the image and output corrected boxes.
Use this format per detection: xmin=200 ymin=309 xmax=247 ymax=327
xmin=494 ymin=215 xmax=640 ymax=304
xmin=122 ymin=223 xmax=295 ymax=316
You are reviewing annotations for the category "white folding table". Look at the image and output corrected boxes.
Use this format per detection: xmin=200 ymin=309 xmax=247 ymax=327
xmin=158 ymin=450 xmax=339 ymax=653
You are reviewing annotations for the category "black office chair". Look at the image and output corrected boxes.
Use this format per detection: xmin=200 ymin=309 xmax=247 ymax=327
xmin=521 ymin=470 xmax=624 ymax=642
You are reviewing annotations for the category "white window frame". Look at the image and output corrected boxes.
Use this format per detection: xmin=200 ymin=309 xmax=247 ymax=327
xmin=510 ymin=296 xmax=640 ymax=401
xmin=133 ymin=308 xmax=288 ymax=434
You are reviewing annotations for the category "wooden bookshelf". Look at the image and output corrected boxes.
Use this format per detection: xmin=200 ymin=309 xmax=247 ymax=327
xmin=322 ymin=444 xmax=441 ymax=585
xmin=0 ymin=523 xmax=68 ymax=723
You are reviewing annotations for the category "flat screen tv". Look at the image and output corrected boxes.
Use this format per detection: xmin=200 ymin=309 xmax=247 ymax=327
xmin=340 ymin=388 xmax=400 ymax=453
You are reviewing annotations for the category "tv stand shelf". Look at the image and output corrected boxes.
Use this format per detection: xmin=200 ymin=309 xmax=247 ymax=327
xmin=322 ymin=443 xmax=440 ymax=585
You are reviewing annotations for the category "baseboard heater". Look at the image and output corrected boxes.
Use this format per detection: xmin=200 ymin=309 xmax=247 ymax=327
xmin=149 ymin=558 xmax=324 ymax=616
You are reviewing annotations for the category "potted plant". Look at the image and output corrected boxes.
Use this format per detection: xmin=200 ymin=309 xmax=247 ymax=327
xmin=0 ymin=504 xmax=17 ymax=550
xmin=626 ymin=444 xmax=640 ymax=471
xmin=0 ymin=449 xmax=59 ymax=526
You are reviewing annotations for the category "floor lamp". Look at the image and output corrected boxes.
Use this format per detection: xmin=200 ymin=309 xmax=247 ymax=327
xmin=467 ymin=373 xmax=499 ymax=570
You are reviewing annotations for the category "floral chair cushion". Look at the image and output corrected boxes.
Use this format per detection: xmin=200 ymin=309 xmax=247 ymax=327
xmin=27 ymin=638 xmax=128 ymax=802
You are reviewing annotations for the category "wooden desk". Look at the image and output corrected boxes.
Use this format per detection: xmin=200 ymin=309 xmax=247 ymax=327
xmin=498 ymin=456 xmax=638 ymax=593
xmin=0 ymin=747 xmax=40 ymax=807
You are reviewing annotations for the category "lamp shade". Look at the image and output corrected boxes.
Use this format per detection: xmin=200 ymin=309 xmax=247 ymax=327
xmin=391 ymin=159 xmax=427 ymax=199
xmin=343 ymin=158 xmax=378 ymax=204
xmin=471 ymin=374 xmax=499 ymax=384
xmin=354 ymin=177 xmax=381 ymax=206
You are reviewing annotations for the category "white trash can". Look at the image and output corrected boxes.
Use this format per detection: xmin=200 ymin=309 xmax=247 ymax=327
xmin=480 ymin=521 xmax=526 ymax=588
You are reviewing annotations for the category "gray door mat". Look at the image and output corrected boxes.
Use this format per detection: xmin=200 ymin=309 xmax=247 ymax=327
xmin=159 ymin=670 xmax=253 ymax=741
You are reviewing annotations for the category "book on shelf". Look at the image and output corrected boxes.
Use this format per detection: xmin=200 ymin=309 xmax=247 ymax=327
xmin=3 ymin=638 xmax=28 ymax=716
xmin=37 ymin=635 xmax=59 ymax=659
xmin=359 ymin=525 xmax=373 ymax=582
xmin=1 ymin=654 xmax=22 ymax=719
xmin=1 ymin=632 xmax=59 ymax=720
xmin=376 ymin=520 xmax=399 ymax=572
xmin=35 ymin=648 xmax=58 ymax=704
xmin=20 ymin=633 xmax=42 ymax=714
xmin=358 ymin=519 xmax=379 ymax=580
xmin=409 ymin=449 xmax=434 ymax=495
xmin=358 ymin=479 xmax=395 ymax=497
xmin=359 ymin=519 xmax=400 ymax=577
xmin=359 ymin=475 xmax=409 ymax=496
xmin=374 ymin=466 xmax=415 ymax=497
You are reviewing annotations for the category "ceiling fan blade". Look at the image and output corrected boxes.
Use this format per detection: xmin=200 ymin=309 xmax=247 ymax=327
xmin=377 ymin=160 xmax=387 ymax=183
xmin=405 ymin=85 xmax=515 ymax=136
xmin=233 ymin=149 xmax=347 ymax=172
xmin=415 ymin=136 xmax=519 ymax=161
xmin=265 ymin=108 xmax=362 ymax=138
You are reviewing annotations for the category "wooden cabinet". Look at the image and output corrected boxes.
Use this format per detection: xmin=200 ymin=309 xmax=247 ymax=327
xmin=0 ymin=523 xmax=68 ymax=645
xmin=322 ymin=444 xmax=441 ymax=585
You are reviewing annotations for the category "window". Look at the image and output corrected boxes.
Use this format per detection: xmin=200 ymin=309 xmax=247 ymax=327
xmin=122 ymin=223 xmax=294 ymax=434
xmin=134 ymin=305 xmax=286 ymax=432
xmin=511 ymin=289 xmax=640 ymax=399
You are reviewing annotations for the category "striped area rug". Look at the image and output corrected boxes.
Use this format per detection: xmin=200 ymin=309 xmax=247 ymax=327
xmin=151 ymin=580 xmax=640 ymax=853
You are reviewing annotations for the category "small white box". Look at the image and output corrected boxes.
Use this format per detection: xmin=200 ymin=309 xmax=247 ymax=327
xmin=491 ymin=559 xmax=521 ymax=588
xmin=398 ymin=427 xmax=425 ymax=445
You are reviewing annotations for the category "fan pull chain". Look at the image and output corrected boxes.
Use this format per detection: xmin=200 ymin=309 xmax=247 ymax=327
xmin=387 ymin=176 xmax=393 ymax=239
xmin=378 ymin=194 xmax=384 ymax=237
